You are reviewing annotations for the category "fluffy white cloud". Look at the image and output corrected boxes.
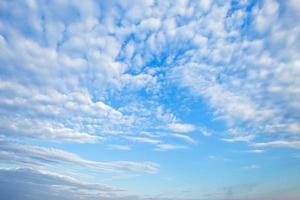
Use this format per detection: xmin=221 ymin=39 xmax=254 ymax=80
xmin=253 ymin=0 xmax=279 ymax=33
xmin=0 ymin=117 xmax=99 ymax=143
xmin=168 ymin=123 xmax=196 ymax=133
xmin=165 ymin=0 xmax=300 ymax=146
xmin=0 ymin=0 xmax=300 ymax=199
xmin=1 ymin=0 xmax=299 ymax=149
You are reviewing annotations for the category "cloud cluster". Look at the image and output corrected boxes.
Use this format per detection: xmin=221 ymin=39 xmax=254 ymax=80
xmin=166 ymin=0 xmax=300 ymax=145
xmin=2 ymin=0 xmax=298 ymax=147
xmin=1 ymin=0 xmax=300 ymax=199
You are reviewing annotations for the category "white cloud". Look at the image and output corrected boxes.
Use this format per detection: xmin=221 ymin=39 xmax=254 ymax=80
xmin=171 ymin=134 xmax=197 ymax=144
xmin=252 ymin=140 xmax=300 ymax=149
xmin=126 ymin=136 xmax=161 ymax=144
xmin=222 ymin=135 xmax=255 ymax=143
xmin=0 ymin=168 xmax=121 ymax=200
xmin=199 ymin=127 xmax=213 ymax=136
xmin=155 ymin=143 xmax=187 ymax=151
xmin=168 ymin=123 xmax=196 ymax=133
xmin=165 ymin=0 xmax=300 ymax=147
xmin=247 ymin=149 xmax=265 ymax=154
xmin=0 ymin=0 xmax=300 ymax=198
xmin=0 ymin=140 xmax=159 ymax=174
xmin=0 ymin=0 xmax=299 ymax=157
xmin=139 ymin=17 xmax=161 ymax=31
xmin=253 ymin=0 xmax=279 ymax=33
xmin=0 ymin=117 xmax=99 ymax=143
xmin=199 ymin=0 xmax=212 ymax=12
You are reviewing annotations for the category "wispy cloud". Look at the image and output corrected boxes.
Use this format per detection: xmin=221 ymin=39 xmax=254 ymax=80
xmin=155 ymin=144 xmax=187 ymax=151
xmin=171 ymin=134 xmax=197 ymax=144
xmin=222 ymin=135 xmax=255 ymax=143
xmin=108 ymin=144 xmax=132 ymax=151
xmin=0 ymin=140 xmax=159 ymax=174
xmin=252 ymin=140 xmax=300 ymax=149
xmin=125 ymin=136 xmax=161 ymax=144
xmin=247 ymin=149 xmax=266 ymax=154
xmin=0 ymin=167 xmax=123 ymax=200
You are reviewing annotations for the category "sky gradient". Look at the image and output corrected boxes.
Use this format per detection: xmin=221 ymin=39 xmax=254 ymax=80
xmin=0 ymin=0 xmax=300 ymax=199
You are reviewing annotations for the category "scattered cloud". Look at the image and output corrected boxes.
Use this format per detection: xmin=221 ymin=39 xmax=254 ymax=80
xmin=168 ymin=123 xmax=196 ymax=133
xmin=222 ymin=135 xmax=255 ymax=143
xmin=0 ymin=140 xmax=159 ymax=174
xmin=0 ymin=168 xmax=121 ymax=200
xmin=0 ymin=0 xmax=300 ymax=199
xmin=171 ymin=134 xmax=197 ymax=144
xmin=155 ymin=144 xmax=187 ymax=151
xmin=1 ymin=0 xmax=299 ymax=148
xmin=252 ymin=141 xmax=300 ymax=149
xmin=247 ymin=149 xmax=266 ymax=154
xmin=126 ymin=136 xmax=161 ymax=144
xmin=0 ymin=117 xmax=100 ymax=143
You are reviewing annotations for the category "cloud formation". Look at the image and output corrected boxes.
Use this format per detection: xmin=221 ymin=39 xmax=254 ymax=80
xmin=1 ymin=0 xmax=299 ymax=147
xmin=0 ymin=0 xmax=300 ymax=199
xmin=0 ymin=168 xmax=120 ymax=200
xmin=0 ymin=139 xmax=159 ymax=174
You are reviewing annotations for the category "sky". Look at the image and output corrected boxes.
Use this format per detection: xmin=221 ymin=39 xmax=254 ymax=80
xmin=0 ymin=0 xmax=300 ymax=199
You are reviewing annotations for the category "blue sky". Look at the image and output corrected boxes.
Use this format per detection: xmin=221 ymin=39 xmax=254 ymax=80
xmin=0 ymin=0 xmax=300 ymax=199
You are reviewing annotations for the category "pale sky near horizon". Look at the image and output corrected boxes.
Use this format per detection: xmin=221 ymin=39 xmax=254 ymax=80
xmin=0 ymin=0 xmax=300 ymax=199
